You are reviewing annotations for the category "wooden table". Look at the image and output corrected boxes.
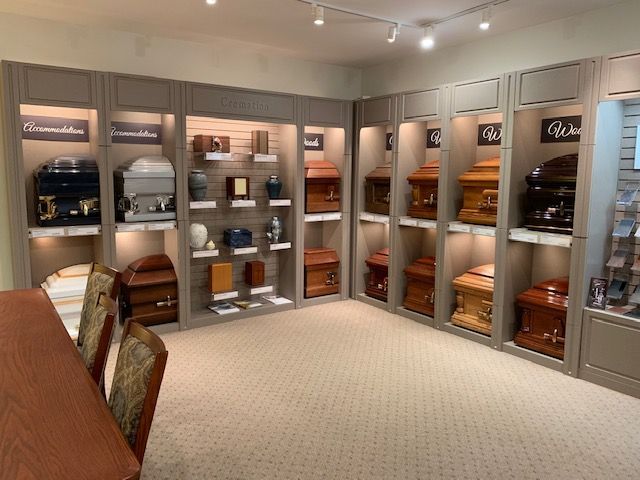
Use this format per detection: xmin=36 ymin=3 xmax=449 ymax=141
xmin=0 ymin=289 xmax=140 ymax=480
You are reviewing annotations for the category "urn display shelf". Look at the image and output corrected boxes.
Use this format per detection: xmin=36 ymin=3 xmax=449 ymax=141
xmin=28 ymin=225 xmax=102 ymax=239
xmin=269 ymin=242 xmax=292 ymax=251
xmin=230 ymin=246 xmax=259 ymax=255
xmin=191 ymin=249 xmax=220 ymax=259
xmin=269 ymin=199 xmax=292 ymax=207
xmin=229 ymin=200 xmax=257 ymax=208
xmin=190 ymin=201 xmax=217 ymax=210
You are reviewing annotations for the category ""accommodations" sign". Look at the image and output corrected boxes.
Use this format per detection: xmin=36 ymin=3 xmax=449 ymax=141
xmin=111 ymin=122 xmax=162 ymax=145
xmin=21 ymin=115 xmax=89 ymax=142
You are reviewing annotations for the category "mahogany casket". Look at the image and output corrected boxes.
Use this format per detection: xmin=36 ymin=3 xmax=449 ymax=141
xmin=304 ymin=161 xmax=341 ymax=214
xmin=365 ymin=164 xmax=392 ymax=215
xmin=407 ymin=160 xmax=439 ymax=220
xmin=524 ymin=154 xmax=578 ymax=235
xmin=304 ymin=248 xmax=340 ymax=298
xmin=515 ymin=277 xmax=569 ymax=359
xmin=121 ymin=254 xmax=178 ymax=326
xmin=451 ymin=263 xmax=495 ymax=335
xmin=365 ymin=247 xmax=390 ymax=301
xmin=457 ymin=157 xmax=500 ymax=226
xmin=403 ymin=257 xmax=436 ymax=316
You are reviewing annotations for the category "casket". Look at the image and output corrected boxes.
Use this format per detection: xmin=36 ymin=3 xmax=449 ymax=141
xmin=34 ymin=155 xmax=101 ymax=227
xmin=525 ymin=154 xmax=578 ymax=235
xmin=515 ymin=277 xmax=569 ymax=359
xmin=451 ymin=264 xmax=495 ymax=335
xmin=304 ymin=248 xmax=340 ymax=298
xmin=365 ymin=247 xmax=390 ymax=301
xmin=407 ymin=160 xmax=439 ymax=219
xmin=457 ymin=157 xmax=500 ymax=226
xmin=115 ymin=155 xmax=176 ymax=222
xmin=120 ymin=254 xmax=178 ymax=327
xmin=365 ymin=164 xmax=392 ymax=215
xmin=304 ymin=161 xmax=341 ymax=213
xmin=403 ymin=257 xmax=436 ymax=316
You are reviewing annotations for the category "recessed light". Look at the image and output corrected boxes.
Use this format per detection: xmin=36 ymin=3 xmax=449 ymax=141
xmin=421 ymin=26 xmax=435 ymax=49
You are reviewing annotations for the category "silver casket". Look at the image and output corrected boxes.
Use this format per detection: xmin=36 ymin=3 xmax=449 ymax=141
xmin=115 ymin=155 xmax=176 ymax=222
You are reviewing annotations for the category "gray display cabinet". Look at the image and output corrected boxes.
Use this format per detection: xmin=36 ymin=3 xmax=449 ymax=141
xmin=300 ymin=96 xmax=353 ymax=307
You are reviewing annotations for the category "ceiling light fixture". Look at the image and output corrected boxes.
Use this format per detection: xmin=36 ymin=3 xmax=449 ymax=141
xmin=312 ymin=3 xmax=325 ymax=25
xmin=420 ymin=25 xmax=435 ymax=49
xmin=387 ymin=24 xmax=399 ymax=43
xmin=479 ymin=7 xmax=491 ymax=30
xmin=205 ymin=0 xmax=217 ymax=5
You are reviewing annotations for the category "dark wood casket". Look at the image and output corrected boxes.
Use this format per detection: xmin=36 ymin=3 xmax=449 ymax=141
xmin=515 ymin=277 xmax=569 ymax=359
xmin=451 ymin=263 xmax=495 ymax=335
xmin=365 ymin=164 xmax=392 ymax=215
xmin=407 ymin=160 xmax=439 ymax=220
xmin=524 ymin=154 xmax=578 ymax=235
xmin=457 ymin=157 xmax=500 ymax=226
xmin=304 ymin=161 xmax=341 ymax=214
xmin=365 ymin=247 xmax=390 ymax=301
xmin=403 ymin=257 xmax=436 ymax=316
xmin=304 ymin=248 xmax=340 ymax=298
xmin=121 ymin=254 xmax=178 ymax=327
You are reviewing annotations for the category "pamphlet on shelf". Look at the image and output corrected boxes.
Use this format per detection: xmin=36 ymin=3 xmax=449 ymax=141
xmin=628 ymin=285 xmax=640 ymax=304
xmin=606 ymin=278 xmax=627 ymax=300
xmin=618 ymin=183 xmax=639 ymax=206
xmin=208 ymin=302 xmax=240 ymax=315
xmin=234 ymin=300 xmax=263 ymax=309
xmin=613 ymin=218 xmax=636 ymax=237
xmin=606 ymin=249 xmax=629 ymax=268
xmin=261 ymin=295 xmax=293 ymax=305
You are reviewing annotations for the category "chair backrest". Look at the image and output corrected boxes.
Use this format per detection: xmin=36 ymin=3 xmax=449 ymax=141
xmin=78 ymin=263 xmax=121 ymax=347
xmin=108 ymin=320 xmax=168 ymax=465
xmin=80 ymin=294 xmax=117 ymax=390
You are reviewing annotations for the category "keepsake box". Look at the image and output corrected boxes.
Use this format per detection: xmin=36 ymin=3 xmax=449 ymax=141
xmin=525 ymin=153 xmax=578 ymax=235
xmin=407 ymin=160 xmax=439 ymax=220
xmin=403 ymin=257 xmax=436 ymax=316
xmin=451 ymin=263 xmax=495 ymax=335
xmin=224 ymin=228 xmax=252 ymax=247
xmin=365 ymin=247 xmax=390 ymax=301
xmin=209 ymin=263 xmax=233 ymax=293
xmin=304 ymin=247 xmax=340 ymax=298
xmin=34 ymin=155 xmax=101 ymax=227
xmin=515 ymin=277 xmax=569 ymax=359
xmin=457 ymin=157 xmax=500 ymax=226
xmin=252 ymin=130 xmax=269 ymax=154
xmin=245 ymin=261 xmax=265 ymax=287
xmin=121 ymin=254 xmax=178 ymax=327
xmin=365 ymin=164 xmax=392 ymax=215
xmin=193 ymin=134 xmax=231 ymax=153
xmin=304 ymin=161 xmax=341 ymax=213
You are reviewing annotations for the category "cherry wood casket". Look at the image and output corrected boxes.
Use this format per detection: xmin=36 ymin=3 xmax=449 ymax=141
xmin=451 ymin=263 xmax=495 ymax=335
xmin=457 ymin=157 xmax=500 ymax=226
xmin=407 ymin=160 xmax=439 ymax=220
xmin=365 ymin=164 xmax=392 ymax=215
xmin=525 ymin=154 xmax=578 ymax=235
xmin=304 ymin=248 xmax=340 ymax=298
xmin=515 ymin=277 xmax=569 ymax=359
xmin=120 ymin=254 xmax=178 ymax=327
xmin=304 ymin=161 xmax=341 ymax=214
xmin=403 ymin=257 xmax=436 ymax=316
xmin=365 ymin=247 xmax=390 ymax=301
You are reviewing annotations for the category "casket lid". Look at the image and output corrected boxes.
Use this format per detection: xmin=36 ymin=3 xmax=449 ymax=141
xmin=517 ymin=276 xmax=569 ymax=310
xmin=118 ymin=155 xmax=175 ymax=174
xmin=365 ymin=164 xmax=392 ymax=182
xmin=453 ymin=263 xmax=495 ymax=292
xmin=304 ymin=161 xmax=341 ymax=180
xmin=123 ymin=254 xmax=176 ymax=288
xmin=304 ymin=247 xmax=339 ymax=266
xmin=127 ymin=254 xmax=174 ymax=273
xmin=404 ymin=256 xmax=436 ymax=277
xmin=365 ymin=247 xmax=390 ymax=268
xmin=407 ymin=160 xmax=439 ymax=183
xmin=468 ymin=263 xmax=495 ymax=279
xmin=457 ymin=157 xmax=500 ymax=184
xmin=38 ymin=155 xmax=98 ymax=174
xmin=526 ymin=154 xmax=578 ymax=186
xmin=533 ymin=276 xmax=569 ymax=296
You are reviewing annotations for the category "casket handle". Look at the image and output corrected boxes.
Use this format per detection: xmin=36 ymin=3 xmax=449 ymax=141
xmin=543 ymin=328 xmax=565 ymax=344
xmin=424 ymin=193 xmax=437 ymax=206
xmin=477 ymin=301 xmax=493 ymax=322
xmin=325 ymin=271 xmax=336 ymax=286
xmin=38 ymin=196 xmax=58 ymax=220
xmin=425 ymin=290 xmax=435 ymax=304
xmin=156 ymin=296 xmax=178 ymax=308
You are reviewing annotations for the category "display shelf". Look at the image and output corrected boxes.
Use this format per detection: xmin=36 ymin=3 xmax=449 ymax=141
xmin=398 ymin=217 xmax=437 ymax=229
xmin=502 ymin=341 xmax=564 ymax=372
xmin=269 ymin=242 xmax=291 ymax=251
xmin=28 ymin=225 xmax=102 ymax=239
xmin=197 ymin=152 xmax=234 ymax=161
xmin=304 ymin=212 xmax=342 ymax=222
xmin=230 ymin=246 xmax=259 ymax=255
xmin=115 ymin=221 xmax=177 ymax=232
xmin=212 ymin=290 xmax=239 ymax=302
xmin=447 ymin=221 xmax=497 ymax=237
xmin=190 ymin=201 xmax=217 ymax=209
xmin=359 ymin=212 xmax=390 ymax=224
xmin=443 ymin=322 xmax=493 ymax=346
xmin=269 ymin=199 xmax=292 ymax=207
xmin=396 ymin=307 xmax=435 ymax=328
xmin=230 ymin=200 xmax=257 ymax=208
xmin=189 ymin=300 xmax=295 ymax=328
xmin=508 ymin=228 xmax=572 ymax=247
xmin=252 ymin=154 xmax=278 ymax=163
xmin=250 ymin=285 xmax=274 ymax=295
xmin=191 ymin=249 xmax=220 ymax=258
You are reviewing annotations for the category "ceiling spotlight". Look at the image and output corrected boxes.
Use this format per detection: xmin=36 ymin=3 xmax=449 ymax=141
xmin=420 ymin=25 xmax=435 ymax=49
xmin=479 ymin=7 xmax=491 ymax=30
xmin=387 ymin=24 xmax=399 ymax=43
xmin=312 ymin=3 xmax=325 ymax=25
xmin=205 ymin=0 xmax=217 ymax=4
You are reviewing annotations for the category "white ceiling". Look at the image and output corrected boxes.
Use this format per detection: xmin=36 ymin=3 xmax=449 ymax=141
xmin=0 ymin=0 xmax=625 ymax=67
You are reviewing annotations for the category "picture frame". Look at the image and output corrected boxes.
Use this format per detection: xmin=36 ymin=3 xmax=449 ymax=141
xmin=588 ymin=277 xmax=608 ymax=309
xmin=226 ymin=176 xmax=250 ymax=200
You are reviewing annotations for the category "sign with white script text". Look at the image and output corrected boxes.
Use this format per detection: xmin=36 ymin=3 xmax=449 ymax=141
xmin=541 ymin=116 xmax=582 ymax=143
xmin=386 ymin=132 xmax=393 ymax=151
xmin=21 ymin=115 xmax=89 ymax=142
xmin=477 ymin=123 xmax=502 ymax=146
xmin=111 ymin=122 xmax=162 ymax=145
xmin=303 ymin=133 xmax=324 ymax=151
xmin=427 ymin=128 xmax=441 ymax=149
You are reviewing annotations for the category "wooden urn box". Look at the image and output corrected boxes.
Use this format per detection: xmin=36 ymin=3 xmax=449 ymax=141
xmin=403 ymin=257 xmax=436 ymax=316
xmin=365 ymin=247 xmax=390 ymax=301
xmin=121 ymin=254 xmax=178 ymax=327
xmin=457 ymin=157 xmax=500 ymax=226
xmin=365 ymin=164 xmax=392 ymax=215
xmin=524 ymin=153 xmax=578 ymax=235
xmin=451 ymin=263 xmax=495 ymax=335
xmin=304 ymin=248 xmax=340 ymax=298
xmin=304 ymin=161 xmax=341 ymax=214
xmin=407 ymin=160 xmax=439 ymax=219
xmin=515 ymin=277 xmax=569 ymax=359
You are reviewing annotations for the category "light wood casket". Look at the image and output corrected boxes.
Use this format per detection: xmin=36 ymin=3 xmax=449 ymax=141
xmin=451 ymin=263 xmax=495 ymax=335
xmin=304 ymin=161 xmax=341 ymax=214
xmin=457 ymin=157 xmax=500 ymax=226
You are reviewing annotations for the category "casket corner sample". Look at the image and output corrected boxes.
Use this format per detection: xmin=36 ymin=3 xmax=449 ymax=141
xmin=193 ymin=134 xmax=230 ymax=153
xmin=456 ymin=157 xmax=500 ymax=226
xmin=365 ymin=164 xmax=392 ymax=215
xmin=365 ymin=247 xmax=390 ymax=301
xmin=451 ymin=263 xmax=495 ymax=335
xmin=403 ymin=257 xmax=437 ymax=316
xmin=34 ymin=154 xmax=101 ymax=227
xmin=114 ymin=155 xmax=176 ymax=223
xmin=515 ymin=276 xmax=569 ymax=359
xmin=121 ymin=254 xmax=178 ymax=327
xmin=251 ymin=130 xmax=269 ymax=155
xmin=304 ymin=160 xmax=341 ymax=214
xmin=304 ymin=247 xmax=340 ymax=298
xmin=407 ymin=160 xmax=439 ymax=220
xmin=524 ymin=153 xmax=578 ymax=235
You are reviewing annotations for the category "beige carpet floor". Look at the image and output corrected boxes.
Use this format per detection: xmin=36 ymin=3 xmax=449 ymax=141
xmin=107 ymin=300 xmax=640 ymax=479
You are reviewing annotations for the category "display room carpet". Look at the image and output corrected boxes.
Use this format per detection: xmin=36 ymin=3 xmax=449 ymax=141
xmin=107 ymin=300 xmax=640 ymax=479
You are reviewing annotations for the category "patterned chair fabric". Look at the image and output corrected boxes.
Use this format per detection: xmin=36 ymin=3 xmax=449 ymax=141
xmin=79 ymin=302 xmax=109 ymax=373
xmin=78 ymin=271 xmax=115 ymax=346
xmin=108 ymin=336 xmax=156 ymax=447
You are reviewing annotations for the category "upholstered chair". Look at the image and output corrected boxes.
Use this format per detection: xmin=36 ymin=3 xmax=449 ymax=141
xmin=80 ymin=294 xmax=117 ymax=391
xmin=77 ymin=263 xmax=121 ymax=347
xmin=108 ymin=320 xmax=168 ymax=464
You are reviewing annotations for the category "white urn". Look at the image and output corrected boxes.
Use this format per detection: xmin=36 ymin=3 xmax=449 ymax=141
xmin=189 ymin=223 xmax=208 ymax=249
